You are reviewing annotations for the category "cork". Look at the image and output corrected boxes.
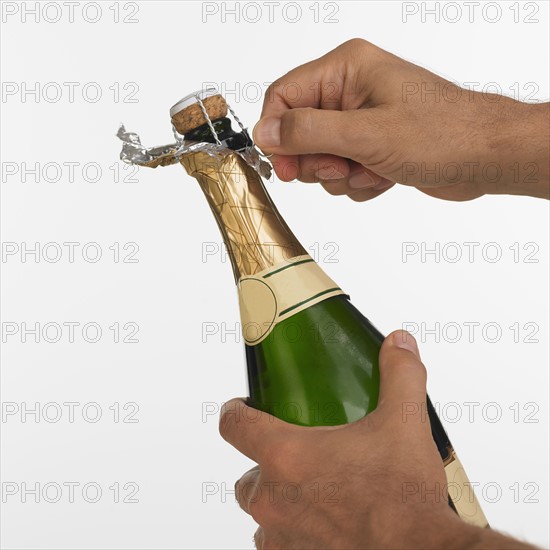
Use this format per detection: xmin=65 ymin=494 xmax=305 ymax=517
xmin=171 ymin=94 xmax=228 ymax=135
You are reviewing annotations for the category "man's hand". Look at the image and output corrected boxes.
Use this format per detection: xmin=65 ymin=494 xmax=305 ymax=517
xmin=253 ymin=39 xmax=549 ymax=201
xmin=220 ymin=330 xmax=536 ymax=549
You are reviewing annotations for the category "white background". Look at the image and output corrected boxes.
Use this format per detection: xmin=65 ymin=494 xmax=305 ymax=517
xmin=1 ymin=1 xmax=549 ymax=548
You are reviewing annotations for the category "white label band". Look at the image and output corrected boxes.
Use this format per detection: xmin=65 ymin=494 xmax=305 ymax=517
xmin=237 ymin=255 xmax=346 ymax=345
xmin=444 ymin=452 xmax=489 ymax=528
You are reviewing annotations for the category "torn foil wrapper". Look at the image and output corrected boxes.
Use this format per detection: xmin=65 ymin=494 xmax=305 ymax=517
xmin=116 ymin=124 xmax=272 ymax=179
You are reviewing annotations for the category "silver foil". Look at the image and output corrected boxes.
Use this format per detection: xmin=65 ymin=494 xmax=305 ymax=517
xmin=117 ymin=124 xmax=272 ymax=178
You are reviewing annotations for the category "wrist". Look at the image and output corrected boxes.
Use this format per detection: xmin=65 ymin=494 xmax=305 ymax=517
xmin=428 ymin=513 xmax=485 ymax=548
xmin=401 ymin=508 xmax=538 ymax=550
xmin=482 ymin=99 xmax=549 ymax=198
xmin=381 ymin=506 xmax=474 ymax=549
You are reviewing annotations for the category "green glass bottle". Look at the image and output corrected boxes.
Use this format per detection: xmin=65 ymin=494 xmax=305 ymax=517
xmin=172 ymin=89 xmax=488 ymax=528
xmin=245 ymin=294 xmax=382 ymax=425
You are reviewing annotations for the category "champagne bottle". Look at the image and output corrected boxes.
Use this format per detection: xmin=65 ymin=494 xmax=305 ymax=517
xmin=167 ymin=89 xmax=488 ymax=527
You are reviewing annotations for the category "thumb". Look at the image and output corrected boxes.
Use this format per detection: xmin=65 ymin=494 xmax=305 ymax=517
xmin=376 ymin=330 xmax=428 ymax=422
xmin=253 ymin=108 xmax=381 ymax=161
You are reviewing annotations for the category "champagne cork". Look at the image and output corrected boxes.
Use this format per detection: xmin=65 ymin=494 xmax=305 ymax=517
xmin=170 ymin=90 xmax=228 ymax=135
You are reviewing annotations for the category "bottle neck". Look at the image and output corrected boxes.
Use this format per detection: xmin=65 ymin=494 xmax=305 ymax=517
xmin=184 ymin=117 xmax=251 ymax=151
xmin=179 ymin=111 xmax=345 ymax=346
xmin=179 ymin=124 xmax=306 ymax=282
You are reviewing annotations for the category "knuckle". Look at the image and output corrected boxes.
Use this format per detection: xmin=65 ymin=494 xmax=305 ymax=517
xmin=341 ymin=37 xmax=370 ymax=52
xmin=240 ymin=485 xmax=263 ymax=517
xmin=261 ymin=438 xmax=301 ymax=474
xmin=256 ymin=528 xmax=283 ymax=550
xmin=261 ymin=534 xmax=281 ymax=550
xmin=218 ymin=412 xmax=232 ymax=439
xmin=281 ymin=108 xmax=314 ymax=144
xmin=265 ymin=82 xmax=278 ymax=97
xmin=416 ymin=360 xmax=428 ymax=379
xmin=260 ymin=447 xmax=285 ymax=473
xmin=263 ymin=81 xmax=282 ymax=107
xmin=247 ymin=491 xmax=277 ymax=526
xmin=397 ymin=358 xmax=428 ymax=385
xmin=397 ymin=357 xmax=425 ymax=373
xmin=254 ymin=528 xmax=264 ymax=548
xmin=218 ymin=404 xmax=239 ymax=440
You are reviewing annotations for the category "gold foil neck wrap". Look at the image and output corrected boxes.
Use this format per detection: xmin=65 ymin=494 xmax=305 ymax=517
xmin=179 ymin=150 xmax=305 ymax=281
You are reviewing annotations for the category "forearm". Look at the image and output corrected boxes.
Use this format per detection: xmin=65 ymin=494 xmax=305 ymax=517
xmin=484 ymin=100 xmax=550 ymax=199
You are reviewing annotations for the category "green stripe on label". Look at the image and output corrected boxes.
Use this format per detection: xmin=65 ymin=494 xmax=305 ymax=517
xmin=278 ymin=288 xmax=341 ymax=317
xmin=263 ymin=258 xmax=314 ymax=279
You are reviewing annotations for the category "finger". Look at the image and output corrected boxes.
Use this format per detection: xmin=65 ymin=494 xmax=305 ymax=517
xmin=219 ymin=398 xmax=292 ymax=463
xmin=376 ymin=331 xmax=428 ymax=420
xmin=320 ymin=179 xmax=393 ymax=198
xmin=260 ymin=47 xmax=345 ymax=120
xmin=320 ymin=180 xmax=350 ymax=196
xmin=347 ymin=181 xmax=395 ymax=202
xmin=346 ymin=161 xmax=391 ymax=190
xmin=271 ymin=153 xmax=350 ymax=183
xmin=254 ymin=527 xmax=264 ymax=549
xmin=296 ymin=154 xmax=350 ymax=183
xmin=272 ymin=154 xmax=393 ymax=194
xmin=270 ymin=154 xmax=299 ymax=182
xmin=259 ymin=38 xmax=384 ymax=120
xmin=235 ymin=466 xmax=261 ymax=516
xmin=319 ymin=163 xmax=394 ymax=197
xmin=253 ymin=108 xmax=385 ymax=163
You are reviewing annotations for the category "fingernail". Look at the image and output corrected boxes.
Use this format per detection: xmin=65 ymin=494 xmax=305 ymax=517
xmin=349 ymin=172 xmax=376 ymax=189
xmin=315 ymin=166 xmax=346 ymax=180
xmin=253 ymin=117 xmax=281 ymax=148
xmin=372 ymin=180 xmax=394 ymax=192
xmin=393 ymin=331 xmax=419 ymax=356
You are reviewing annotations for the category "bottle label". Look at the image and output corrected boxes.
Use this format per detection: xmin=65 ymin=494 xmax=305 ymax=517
xmin=237 ymin=255 xmax=346 ymax=345
xmin=444 ymin=451 xmax=489 ymax=528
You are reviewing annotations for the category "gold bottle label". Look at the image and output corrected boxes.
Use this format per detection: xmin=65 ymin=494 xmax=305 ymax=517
xmin=444 ymin=451 xmax=489 ymax=528
xmin=238 ymin=255 xmax=346 ymax=345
